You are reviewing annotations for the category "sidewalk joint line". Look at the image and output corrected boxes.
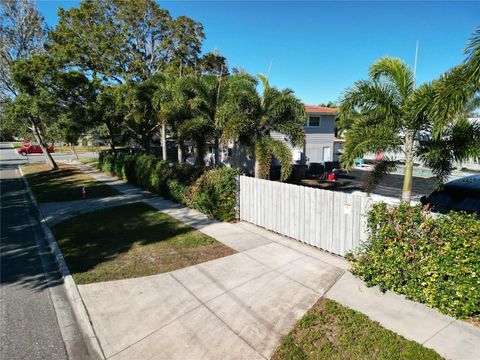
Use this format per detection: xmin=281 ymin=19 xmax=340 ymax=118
xmin=169 ymin=272 xmax=268 ymax=360
xmin=107 ymin=301 xmax=205 ymax=359
xmin=421 ymin=318 xmax=457 ymax=345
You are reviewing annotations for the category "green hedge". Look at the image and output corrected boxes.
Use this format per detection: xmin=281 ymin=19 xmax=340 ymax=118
xmin=98 ymin=151 xmax=240 ymax=222
xmin=346 ymin=203 xmax=480 ymax=320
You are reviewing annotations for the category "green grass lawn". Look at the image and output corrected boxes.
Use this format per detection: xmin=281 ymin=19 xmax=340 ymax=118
xmin=52 ymin=202 xmax=236 ymax=284
xmin=273 ymin=298 xmax=443 ymax=360
xmin=22 ymin=163 xmax=119 ymax=202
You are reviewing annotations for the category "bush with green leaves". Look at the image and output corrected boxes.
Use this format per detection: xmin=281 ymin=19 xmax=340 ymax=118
xmin=98 ymin=151 xmax=239 ymax=221
xmin=347 ymin=203 xmax=480 ymax=320
xmin=190 ymin=167 xmax=241 ymax=222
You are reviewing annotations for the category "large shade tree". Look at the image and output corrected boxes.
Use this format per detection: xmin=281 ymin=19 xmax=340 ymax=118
xmin=92 ymin=83 xmax=128 ymax=150
xmin=49 ymin=0 xmax=204 ymax=83
xmin=0 ymin=0 xmax=46 ymax=103
xmin=8 ymin=55 xmax=95 ymax=169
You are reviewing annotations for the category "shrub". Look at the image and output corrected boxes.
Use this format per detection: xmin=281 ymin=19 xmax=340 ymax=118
xmin=122 ymin=154 xmax=137 ymax=183
xmin=135 ymin=154 xmax=157 ymax=190
xmin=190 ymin=167 xmax=240 ymax=222
xmin=97 ymin=151 xmax=238 ymax=222
xmin=99 ymin=152 xmax=114 ymax=174
xmin=346 ymin=203 xmax=480 ymax=320
xmin=167 ymin=179 xmax=190 ymax=204
xmin=149 ymin=160 xmax=172 ymax=196
xmin=113 ymin=153 xmax=125 ymax=179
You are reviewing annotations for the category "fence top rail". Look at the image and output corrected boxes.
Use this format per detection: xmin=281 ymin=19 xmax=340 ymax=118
xmin=239 ymin=175 xmax=371 ymax=201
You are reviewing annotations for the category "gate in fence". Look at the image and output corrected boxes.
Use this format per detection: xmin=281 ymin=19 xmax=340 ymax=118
xmin=238 ymin=175 xmax=371 ymax=256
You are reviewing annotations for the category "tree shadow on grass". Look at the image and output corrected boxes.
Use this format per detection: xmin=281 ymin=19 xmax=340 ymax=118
xmin=25 ymin=164 xmax=119 ymax=202
xmin=51 ymin=202 xmax=222 ymax=283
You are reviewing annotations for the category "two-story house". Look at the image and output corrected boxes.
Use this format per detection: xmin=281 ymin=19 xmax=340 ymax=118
xmin=221 ymin=104 xmax=338 ymax=174
xmin=270 ymin=105 xmax=338 ymax=165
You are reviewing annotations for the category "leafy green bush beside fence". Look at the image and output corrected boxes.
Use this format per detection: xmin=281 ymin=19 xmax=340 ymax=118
xmin=98 ymin=151 xmax=239 ymax=221
xmin=346 ymin=203 xmax=480 ymax=320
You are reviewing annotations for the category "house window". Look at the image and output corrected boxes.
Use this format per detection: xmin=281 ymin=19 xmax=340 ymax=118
xmin=308 ymin=116 xmax=320 ymax=127
xmin=227 ymin=147 xmax=233 ymax=157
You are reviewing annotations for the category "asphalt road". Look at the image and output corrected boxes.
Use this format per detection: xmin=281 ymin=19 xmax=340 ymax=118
xmin=0 ymin=143 xmax=93 ymax=359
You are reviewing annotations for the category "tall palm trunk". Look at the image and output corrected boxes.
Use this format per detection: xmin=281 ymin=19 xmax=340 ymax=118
xmin=254 ymin=158 xmax=260 ymax=178
xmin=401 ymin=130 xmax=415 ymax=203
xmin=32 ymin=123 xmax=58 ymax=170
xmin=214 ymin=131 xmax=220 ymax=167
xmin=177 ymin=138 xmax=184 ymax=163
xmin=161 ymin=121 xmax=167 ymax=161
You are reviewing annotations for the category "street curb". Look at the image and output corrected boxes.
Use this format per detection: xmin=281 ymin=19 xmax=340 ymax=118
xmin=19 ymin=166 xmax=106 ymax=360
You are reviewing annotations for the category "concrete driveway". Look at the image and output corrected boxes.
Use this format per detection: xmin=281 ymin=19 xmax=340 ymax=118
xmin=78 ymin=240 xmax=344 ymax=359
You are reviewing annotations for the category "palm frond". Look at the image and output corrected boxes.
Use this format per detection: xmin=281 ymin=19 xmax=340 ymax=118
xmin=369 ymin=57 xmax=414 ymax=100
xmin=464 ymin=26 xmax=480 ymax=84
xmin=341 ymin=123 xmax=402 ymax=169
xmin=363 ymin=157 xmax=397 ymax=193
xmin=417 ymin=117 xmax=480 ymax=188
xmin=417 ymin=138 xmax=454 ymax=189
xmin=266 ymin=137 xmax=294 ymax=181
xmin=405 ymin=82 xmax=436 ymax=131
xmin=431 ymin=64 xmax=477 ymax=130
xmin=340 ymin=80 xmax=402 ymax=127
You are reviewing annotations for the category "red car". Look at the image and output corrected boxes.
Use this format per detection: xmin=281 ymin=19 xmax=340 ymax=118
xmin=17 ymin=144 xmax=55 ymax=156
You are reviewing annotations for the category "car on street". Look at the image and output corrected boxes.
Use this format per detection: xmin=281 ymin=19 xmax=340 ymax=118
xmin=420 ymin=174 xmax=480 ymax=214
xmin=17 ymin=144 xmax=55 ymax=156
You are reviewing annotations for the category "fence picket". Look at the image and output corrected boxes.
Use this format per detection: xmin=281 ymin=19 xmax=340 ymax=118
xmin=238 ymin=176 xmax=370 ymax=256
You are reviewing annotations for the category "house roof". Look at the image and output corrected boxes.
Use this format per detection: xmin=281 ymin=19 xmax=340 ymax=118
xmin=304 ymin=104 xmax=338 ymax=114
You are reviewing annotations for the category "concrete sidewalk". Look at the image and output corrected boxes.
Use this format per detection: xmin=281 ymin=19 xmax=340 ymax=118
xmin=47 ymin=161 xmax=480 ymax=360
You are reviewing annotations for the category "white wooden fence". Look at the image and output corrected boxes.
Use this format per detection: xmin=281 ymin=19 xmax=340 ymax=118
xmin=238 ymin=175 xmax=371 ymax=256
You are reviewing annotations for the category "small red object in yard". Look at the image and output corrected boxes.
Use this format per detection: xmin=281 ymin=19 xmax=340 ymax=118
xmin=82 ymin=187 xmax=87 ymax=199
xmin=328 ymin=172 xmax=335 ymax=181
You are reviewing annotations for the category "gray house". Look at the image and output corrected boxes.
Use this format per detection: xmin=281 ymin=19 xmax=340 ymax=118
xmin=221 ymin=104 xmax=339 ymax=174
xmin=271 ymin=105 xmax=338 ymax=165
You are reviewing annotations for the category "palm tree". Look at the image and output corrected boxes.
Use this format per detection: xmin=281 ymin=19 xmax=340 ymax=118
xmin=125 ymin=76 xmax=162 ymax=152
xmin=417 ymin=115 xmax=480 ymax=188
xmin=432 ymin=27 xmax=479 ymax=122
xmin=222 ymin=74 xmax=306 ymax=181
xmin=159 ymin=75 xmax=192 ymax=163
xmin=420 ymin=27 xmax=480 ymax=180
xmin=339 ymin=57 xmax=440 ymax=203
xmin=178 ymin=74 xmax=227 ymax=166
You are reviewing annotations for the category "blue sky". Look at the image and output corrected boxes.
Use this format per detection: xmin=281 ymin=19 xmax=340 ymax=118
xmin=37 ymin=1 xmax=479 ymax=105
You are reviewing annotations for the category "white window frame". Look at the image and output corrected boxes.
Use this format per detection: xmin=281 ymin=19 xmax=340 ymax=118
xmin=307 ymin=116 xmax=321 ymax=127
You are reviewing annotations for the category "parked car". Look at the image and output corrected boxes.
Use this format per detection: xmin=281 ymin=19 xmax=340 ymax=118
xmin=420 ymin=175 xmax=480 ymax=214
xmin=17 ymin=144 xmax=55 ymax=156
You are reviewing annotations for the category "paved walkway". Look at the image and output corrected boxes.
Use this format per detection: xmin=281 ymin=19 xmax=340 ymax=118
xmin=40 ymin=161 xmax=480 ymax=360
